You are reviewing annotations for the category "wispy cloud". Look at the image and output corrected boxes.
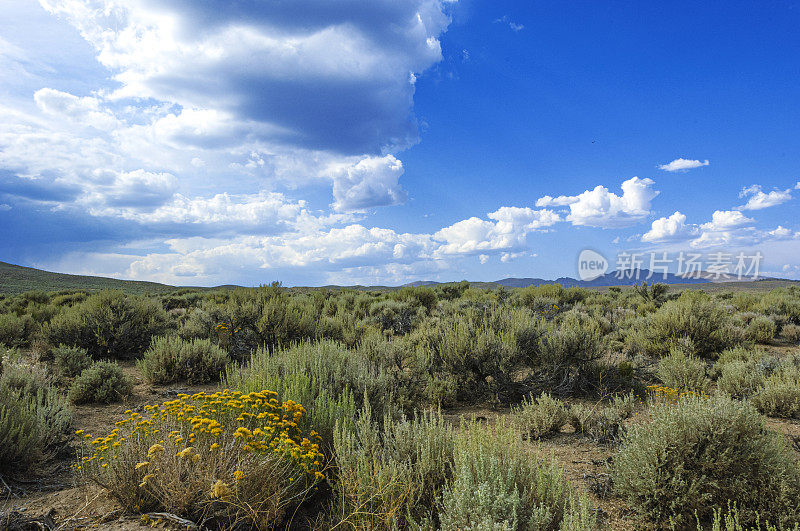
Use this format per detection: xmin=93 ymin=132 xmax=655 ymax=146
xmin=494 ymin=15 xmax=525 ymax=32
xmin=738 ymin=184 xmax=793 ymax=210
xmin=658 ymin=158 xmax=709 ymax=172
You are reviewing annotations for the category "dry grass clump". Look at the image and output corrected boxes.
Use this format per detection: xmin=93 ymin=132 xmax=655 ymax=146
xmin=331 ymin=405 xmax=455 ymax=528
xmin=76 ymin=389 xmax=324 ymax=528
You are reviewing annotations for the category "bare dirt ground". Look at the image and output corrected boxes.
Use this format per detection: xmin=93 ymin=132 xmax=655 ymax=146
xmin=3 ymin=344 xmax=800 ymax=530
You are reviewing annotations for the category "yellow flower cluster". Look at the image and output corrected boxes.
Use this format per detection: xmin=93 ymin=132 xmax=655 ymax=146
xmin=647 ymin=384 xmax=709 ymax=404
xmin=74 ymin=389 xmax=324 ymax=481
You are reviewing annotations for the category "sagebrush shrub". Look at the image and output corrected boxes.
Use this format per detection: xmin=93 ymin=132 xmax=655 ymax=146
xmin=751 ymin=368 xmax=800 ymax=418
xmin=0 ymin=365 xmax=72 ymax=474
xmin=643 ymin=292 xmax=742 ymax=358
xmin=53 ymin=344 xmax=92 ymax=378
xmin=439 ymin=418 xmax=596 ymax=530
xmin=512 ymin=392 xmax=569 ymax=439
xmin=68 ymin=361 xmax=133 ymax=404
xmin=781 ymin=323 xmax=800 ymax=342
xmin=569 ymin=392 xmax=636 ymax=443
xmin=612 ymin=395 xmax=800 ymax=527
xmin=746 ymin=316 xmax=777 ymax=344
xmin=44 ymin=290 xmax=168 ymax=360
xmin=370 ymin=299 xmax=420 ymax=335
xmin=717 ymin=360 xmax=765 ymax=399
xmin=332 ymin=405 xmax=455 ymax=528
xmin=138 ymin=335 xmax=228 ymax=384
xmin=657 ymin=348 xmax=710 ymax=392
xmin=0 ymin=312 xmax=38 ymax=348
xmin=0 ymin=349 xmax=52 ymax=397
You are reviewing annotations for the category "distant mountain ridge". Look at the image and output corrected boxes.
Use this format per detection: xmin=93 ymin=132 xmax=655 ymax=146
xmin=0 ymin=260 xmax=783 ymax=295
xmin=404 ymin=269 xmax=774 ymax=289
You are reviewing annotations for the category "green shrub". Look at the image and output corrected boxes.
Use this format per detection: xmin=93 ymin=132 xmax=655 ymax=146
xmin=569 ymin=392 xmax=637 ymax=444
xmin=43 ymin=290 xmax=168 ymax=360
xmin=717 ymin=360 xmax=766 ymax=399
xmin=530 ymin=315 xmax=603 ymax=395
xmin=224 ymin=340 xmax=372 ymax=449
xmin=781 ymin=323 xmax=800 ymax=342
xmin=697 ymin=503 xmax=800 ymax=531
xmin=0 ymin=365 xmax=72 ymax=474
xmin=0 ymin=312 xmax=37 ymax=347
xmin=138 ymin=335 xmax=228 ymax=384
xmin=642 ymin=292 xmax=742 ymax=358
xmin=369 ymin=299 xmax=419 ymax=335
xmin=0 ymin=351 xmax=51 ymax=397
xmin=53 ymin=344 xmax=92 ymax=378
xmin=657 ymin=348 xmax=710 ymax=392
xmin=751 ymin=369 xmax=800 ymax=418
xmin=410 ymin=305 xmax=536 ymax=401
xmin=512 ymin=392 xmax=569 ymax=439
xmin=715 ymin=346 xmax=764 ymax=368
xmin=754 ymin=289 xmax=800 ymax=324
xmin=68 ymin=361 xmax=133 ymax=404
xmin=332 ymin=405 xmax=455 ymax=528
xmin=439 ymin=418 xmax=596 ymax=530
xmin=612 ymin=395 xmax=800 ymax=527
xmin=747 ymin=316 xmax=777 ymax=344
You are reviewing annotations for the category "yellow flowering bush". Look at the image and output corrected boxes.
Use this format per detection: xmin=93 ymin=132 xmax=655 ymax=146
xmin=647 ymin=384 xmax=708 ymax=405
xmin=75 ymin=389 xmax=324 ymax=528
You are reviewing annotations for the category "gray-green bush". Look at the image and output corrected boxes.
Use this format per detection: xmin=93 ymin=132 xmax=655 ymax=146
xmin=637 ymin=292 xmax=742 ymax=358
xmin=512 ymin=392 xmax=569 ymax=439
xmin=746 ymin=316 xmax=777 ymax=344
xmin=43 ymin=290 xmax=168 ymax=360
xmin=0 ymin=358 xmax=72 ymax=474
xmin=0 ymin=312 xmax=37 ymax=347
xmin=570 ymin=392 xmax=637 ymax=444
xmin=331 ymin=405 xmax=455 ymax=528
xmin=613 ymin=395 xmax=800 ymax=527
xmin=138 ymin=335 xmax=228 ymax=384
xmin=68 ymin=361 xmax=133 ymax=404
xmin=439 ymin=418 xmax=596 ymax=530
xmin=53 ymin=344 xmax=92 ymax=378
xmin=657 ymin=347 xmax=710 ymax=392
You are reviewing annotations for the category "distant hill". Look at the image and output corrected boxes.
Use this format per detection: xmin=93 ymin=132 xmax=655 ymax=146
xmin=404 ymin=270 xmax=780 ymax=289
xmin=0 ymin=260 xmax=791 ymax=296
xmin=0 ymin=261 xmax=178 ymax=295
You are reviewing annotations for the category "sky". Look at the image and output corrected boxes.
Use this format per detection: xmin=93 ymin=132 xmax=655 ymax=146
xmin=1 ymin=0 xmax=799 ymax=286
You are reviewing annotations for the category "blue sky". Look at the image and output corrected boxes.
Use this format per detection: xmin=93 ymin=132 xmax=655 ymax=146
xmin=1 ymin=0 xmax=799 ymax=286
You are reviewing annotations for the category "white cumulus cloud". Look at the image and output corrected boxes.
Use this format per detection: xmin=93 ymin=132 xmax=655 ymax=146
xmin=642 ymin=211 xmax=693 ymax=243
xmin=537 ymin=177 xmax=659 ymax=228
